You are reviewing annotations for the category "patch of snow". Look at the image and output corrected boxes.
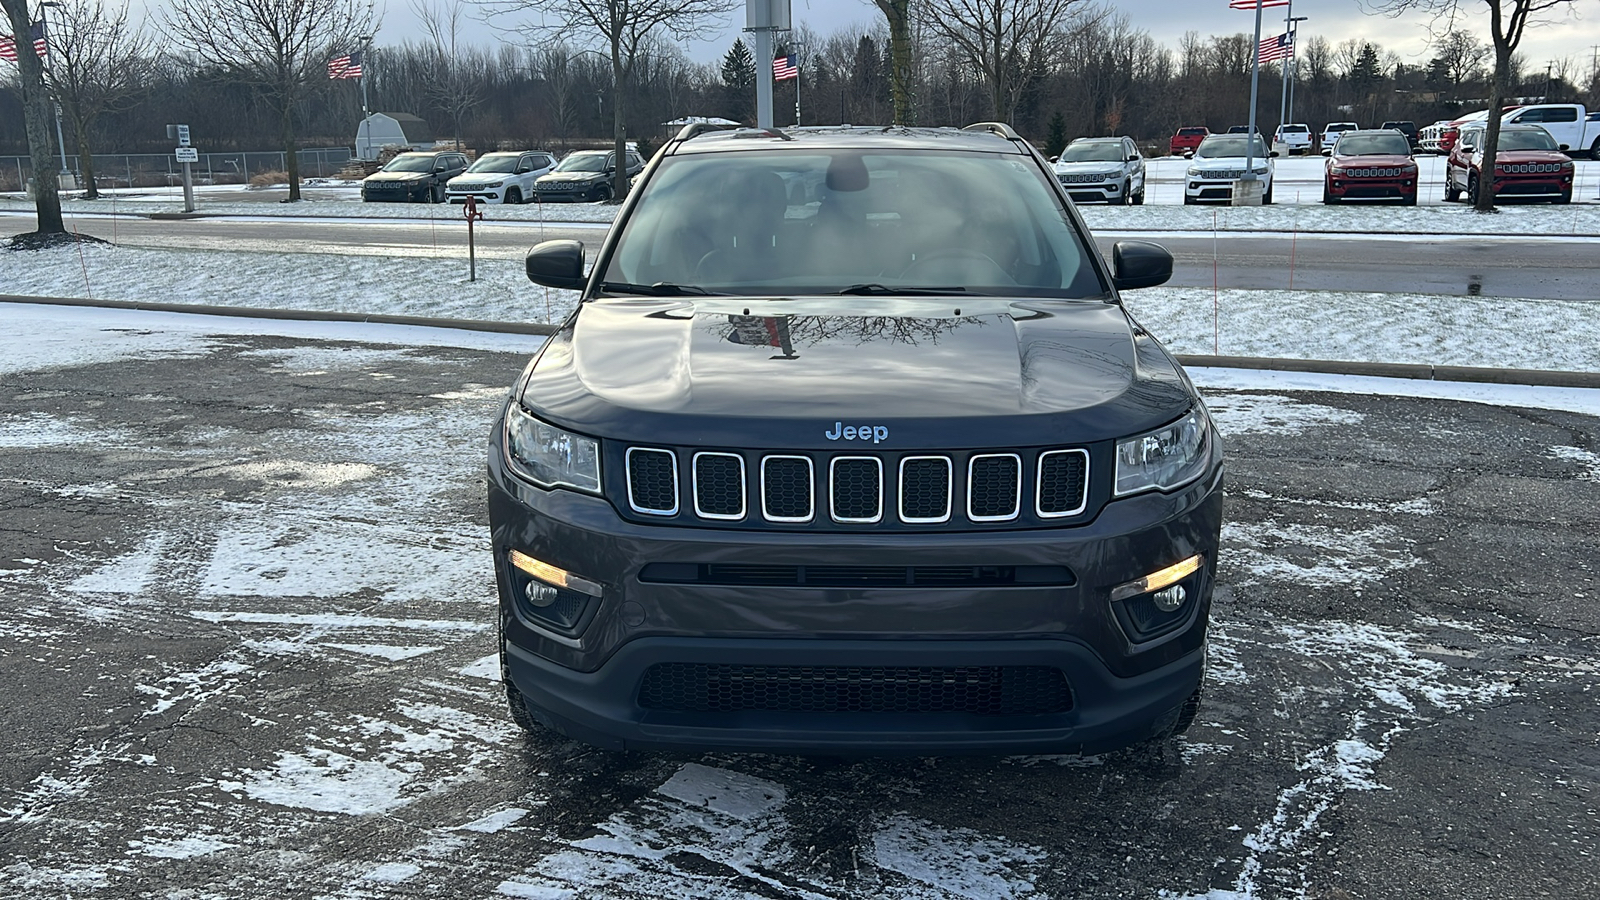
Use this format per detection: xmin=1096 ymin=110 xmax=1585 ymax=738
xmin=1224 ymin=520 xmax=1420 ymax=587
xmin=129 ymin=835 xmax=236 ymax=859
xmin=1550 ymin=445 xmax=1600 ymax=481
xmin=362 ymin=861 xmax=422 ymax=882
xmin=459 ymin=807 xmax=531 ymax=833
xmin=1204 ymin=392 xmax=1364 ymax=436
xmin=220 ymin=748 xmax=412 ymax=815
xmin=190 ymin=611 xmax=483 ymax=631
xmin=324 ymin=643 xmax=441 ymax=660
xmin=869 ymin=813 xmax=1046 ymax=900
xmin=654 ymin=763 xmax=786 ymax=821
xmin=459 ymin=654 xmax=500 ymax=680
xmin=68 ymin=534 xmax=166 ymax=595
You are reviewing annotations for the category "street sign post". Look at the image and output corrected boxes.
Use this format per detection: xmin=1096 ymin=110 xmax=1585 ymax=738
xmin=168 ymin=124 xmax=196 ymax=213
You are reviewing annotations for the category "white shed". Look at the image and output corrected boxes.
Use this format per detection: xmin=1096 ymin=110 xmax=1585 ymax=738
xmin=355 ymin=113 xmax=434 ymax=160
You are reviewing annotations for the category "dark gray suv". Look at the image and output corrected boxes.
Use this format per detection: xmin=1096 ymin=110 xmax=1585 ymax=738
xmin=490 ymin=123 xmax=1224 ymax=755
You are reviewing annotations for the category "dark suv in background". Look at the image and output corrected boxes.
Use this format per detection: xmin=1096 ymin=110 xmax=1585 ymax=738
xmin=532 ymin=148 xmax=646 ymax=202
xmin=360 ymin=150 xmax=470 ymax=203
xmin=492 ymin=122 xmax=1224 ymax=756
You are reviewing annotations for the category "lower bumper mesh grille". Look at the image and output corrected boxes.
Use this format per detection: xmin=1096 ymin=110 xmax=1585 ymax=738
xmin=638 ymin=663 xmax=1073 ymax=715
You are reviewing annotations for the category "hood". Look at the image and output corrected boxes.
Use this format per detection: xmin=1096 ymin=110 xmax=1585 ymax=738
xmin=1489 ymin=150 xmax=1570 ymax=164
xmin=365 ymin=171 xmax=430 ymax=184
xmin=1054 ymin=161 xmax=1124 ymax=174
xmin=1331 ymin=154 xmax=1415 ymax=167
xmin=1192 ymin=156 xmax=1270 ymax=170
xmin=519 ymin=297 xmax=1195 ymax=449
xmin=538 ymin=171 xmax=605 ymax=184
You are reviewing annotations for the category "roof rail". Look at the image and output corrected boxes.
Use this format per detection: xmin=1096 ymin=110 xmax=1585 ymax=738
xmin=961 ymin=122 xmax=1022 ymax=140
xmin=673 ymin=121 xmax=736 ymax=142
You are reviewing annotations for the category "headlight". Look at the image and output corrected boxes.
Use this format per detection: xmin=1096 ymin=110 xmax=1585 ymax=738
xmin=504 ymin=408 xmax=601 ymax=493
xmin=1330 ymin=166 xmax=1347 ymax=176
xmin=1114 ymin=409 xmax=1210 ymax=497
xmin=486 ymin=180 xmax=504 ymax=188
xmin=1186 ymin=166 xmax=1201 ymax=176
xmin=1254 ymin=167 xmax=1269 ymax=176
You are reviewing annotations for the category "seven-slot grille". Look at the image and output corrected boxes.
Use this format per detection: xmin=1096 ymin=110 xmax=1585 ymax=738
xmin=624 ymin=447 xmax=1090 ymax=527
xmin=1345 ymin=167 xmax=1408 ymax=178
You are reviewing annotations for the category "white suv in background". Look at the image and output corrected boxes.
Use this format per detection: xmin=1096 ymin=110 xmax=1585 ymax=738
xmin=1275 ymin=123 xmax=1312 ymax=155
xmin=1319 ymin=122 xmax=1359 ymax=152
xmin=1184 ymin=133 xmax=1277 ymax=204
xmin=1051 ymin=136 xmax=1146 ymax=205
xmin=446 ymin=150 xmax=557 ymax=205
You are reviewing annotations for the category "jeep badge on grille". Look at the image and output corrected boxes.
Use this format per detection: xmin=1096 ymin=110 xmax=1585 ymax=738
xmin=825 ymin=422 xmax=890 ymax=443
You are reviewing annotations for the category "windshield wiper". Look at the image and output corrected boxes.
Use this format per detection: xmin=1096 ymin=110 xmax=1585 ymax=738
xmin=599 ymin=281 xmax=719 ymax=297
xmin=834 ymin=283 xmax=974 ymax=296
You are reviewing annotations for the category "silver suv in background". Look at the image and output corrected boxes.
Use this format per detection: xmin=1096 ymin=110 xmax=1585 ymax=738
xmin=1051 ymin=136 xmax=1146 ymax=205
xmin=446 ymin=151 xmax=556 ymax=205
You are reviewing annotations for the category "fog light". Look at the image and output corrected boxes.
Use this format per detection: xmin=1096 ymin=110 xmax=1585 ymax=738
xmin=1153 ymin=584 xmax=1187 ymax=612
xmin=1110 ymin=554 xmax=1204 ymax=602
xmin=525 ymin=582 xmax=561 ymax=608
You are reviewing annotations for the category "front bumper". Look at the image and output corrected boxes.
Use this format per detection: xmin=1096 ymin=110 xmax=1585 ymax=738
xmin=1185 ymin=177 xmax=1269 ymax=202
xmin=487 ymin=437 xmax=1223 ymax=754
xmin=1060 ymin=178 xmax=1125 ymax=203
xmin=1490 ymin=174 xmax=1572 ymax=200
xmin=362 ymin=183 xmax=430 ymax=202
xmin=1327 ymin=175 xmax=1417 ymax=200
xmin=448 ymin=188 xmax=505 ymax=204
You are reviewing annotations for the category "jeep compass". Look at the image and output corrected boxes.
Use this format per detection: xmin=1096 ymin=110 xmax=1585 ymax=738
xmin=489 ymin=123 xmax=1225 ymax=755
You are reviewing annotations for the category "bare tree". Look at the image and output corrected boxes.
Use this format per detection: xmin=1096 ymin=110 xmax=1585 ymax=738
xmin=1365 ymin=0 xmax=1594 ymax=210
xmin=868 ymin=0 xmax=915 ymax=124
xmin=411 ymin=0 xmax=485 ymax=150
xmin=164 ymin=0 xmax=376 ymax=202
xmin=41 ymin=0 xmax=156 ymax=200
xmin=2 ymin=0 xmax=65 ymax=234
xmin=917 ymin=0 xmax=1095 ymax=124
xmin=1428 ymin=29 xmax=1491 ymax=88
xmin=485 ymin=0 xmax=738 ymax=202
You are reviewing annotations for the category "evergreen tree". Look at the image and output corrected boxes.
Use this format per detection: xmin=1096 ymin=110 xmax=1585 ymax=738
xmin=722 ymin=39 xmax=755 ymax=88
xmin=1046 ymin=112 xmax=1068 ymax=157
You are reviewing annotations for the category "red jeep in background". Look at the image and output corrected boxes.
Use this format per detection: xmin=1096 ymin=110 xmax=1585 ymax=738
xmin=1445 ymin=123 xmax=1575 ymax=204
xmin=1322 ymin=130 xmax=1419 ymax=205
xmin=1170 ymin=126 xmax=1209 ymax=156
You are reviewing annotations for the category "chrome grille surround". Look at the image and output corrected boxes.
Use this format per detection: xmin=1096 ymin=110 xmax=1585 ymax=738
xmin=760 ymin=455 xmax=815 ymax=523
xmin=1036 ymin=449 xmax=1091 ymax=518
xmin=692 ymin=452 xmax=746 ymax=521
xmin=830 ymin=456 xmax=884 ymax=524
xmin=626 ymin=447 xmax=678 ymax=516
xmin=967 ymin=453 xmax=1022 ymax=522
xmin=898 ymin=456 xmax=953 ymax=524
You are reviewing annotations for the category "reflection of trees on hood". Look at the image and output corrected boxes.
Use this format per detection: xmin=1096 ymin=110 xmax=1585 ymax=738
xmin=716 ymin=314 xmax=987 ymax=350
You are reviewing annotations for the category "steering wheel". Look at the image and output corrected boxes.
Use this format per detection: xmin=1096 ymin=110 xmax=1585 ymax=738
xmin=900 ymin=248 xmax=1015 ymax=285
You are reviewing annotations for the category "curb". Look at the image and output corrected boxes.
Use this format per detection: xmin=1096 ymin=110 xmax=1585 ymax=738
xmin=0 ymin=294 xmax=558 ymax=336
xmin=5 ymin=294 xmax=1598 ymax=389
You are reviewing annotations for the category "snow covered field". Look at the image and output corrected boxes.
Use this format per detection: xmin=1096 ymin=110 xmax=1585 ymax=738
xmin=5 ymin=236 xmax=1599 ymax=374
xmin=4 ymin=156 xmax=1600 ymax=234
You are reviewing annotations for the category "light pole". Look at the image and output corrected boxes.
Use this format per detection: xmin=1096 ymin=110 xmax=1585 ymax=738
xmin=39 ymin=1 xmax=69 ymax=179
xmin=1283 ymin=15 xmax=1308 ymax=128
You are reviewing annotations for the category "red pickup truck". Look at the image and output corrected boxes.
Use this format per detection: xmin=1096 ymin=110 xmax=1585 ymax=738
xmin=1169 ymin=126 xmax=1209 ymax=156
xmin=1445 ymin=123 xmax=1575 ymax=204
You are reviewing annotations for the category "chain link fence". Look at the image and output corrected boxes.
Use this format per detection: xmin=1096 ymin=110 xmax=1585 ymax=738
xmin=0 ymin=148 xmax=355 ymax=192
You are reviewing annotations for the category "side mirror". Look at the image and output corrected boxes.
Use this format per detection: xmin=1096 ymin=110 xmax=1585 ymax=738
xmin=1183 ymin=150 xmax=1194 ymax=159
xmin=1127 ymin=154 xmax=1139 ymax=162
xmin=1111 ymin=240 xmax=1173 ymax=291
xmin=1559 ymin=143 xmax=1571 ymax=152
xmin=1321 ymin=149 xmax=1332 ymax=156
xmin=1269 ymin=150 xmax=1280 ymax=158
xmin=525 ymin=239 xmax=586 ymax=290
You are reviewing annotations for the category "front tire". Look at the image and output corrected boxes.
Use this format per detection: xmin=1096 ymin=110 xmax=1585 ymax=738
xmin=1590 ymin=137 xmax=1600 ymax=162
xmin=505 ymin=187 xmax=522 ymax=205
xmin=595 ymin=184 xmax=614 ymax=203
xmin=1556 ymin=189 xmax=1572 ymax=205
xmin=1113 ymin=182 xmax=1130 ymax=206
xmin=1444 ymin=172 xmax=1461 ymax=203
xmin=1467 ymin=172 xmax=1480 ymax=206
xmin=1183 ymin=193 xmax=1196 ymax=205
xmin=1262 ymin=182 xmax=1273 ymax=205
xmin=1131 ymin=183 xmax=1145 ymax=206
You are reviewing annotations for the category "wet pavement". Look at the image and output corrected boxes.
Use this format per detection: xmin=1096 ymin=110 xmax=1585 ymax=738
xmin=1 ymin=306 xmax=1597 ymax=899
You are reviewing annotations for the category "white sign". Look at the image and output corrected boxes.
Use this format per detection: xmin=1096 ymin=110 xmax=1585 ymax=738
xmin=175 ymin=147 xmax=199 ymax=163
xmin=177 ymin=124 xmax=191 ymax=146
xmin=745 ymin=0 xmax=791 ymax=30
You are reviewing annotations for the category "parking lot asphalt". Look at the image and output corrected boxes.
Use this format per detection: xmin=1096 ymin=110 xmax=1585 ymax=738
xmin=2 ymin=308 xmax=1598 ymax=899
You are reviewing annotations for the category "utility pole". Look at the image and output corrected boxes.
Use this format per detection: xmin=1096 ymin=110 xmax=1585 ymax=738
xmin=745 ymin=0 xmax=791 ymax=129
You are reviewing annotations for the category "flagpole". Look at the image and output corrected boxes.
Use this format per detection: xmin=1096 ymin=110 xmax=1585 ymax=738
xmin=1244 ymin=1 xmax=1264 ymax=190
xmin=1277 ymin=0 xmax=1292 ymax=138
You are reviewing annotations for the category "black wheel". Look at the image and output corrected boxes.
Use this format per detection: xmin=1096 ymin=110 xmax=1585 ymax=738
xmin=1467 ymin=172 xmax=1480 ymax=206
xmin=1444 ymin=173 xmax=1461 ymax=203
xmin=1131 ymin=182 xmax=1145 ymax=205
xmin=1556 ymin=190 xmax=1572 ymax=205
xmin=1113 ymin=181 xmax=1130 ymax=205
xmin=1262 ymin=182 xmax=1273 ymax=205
xmin=1401 ymin=191 xmax=1417 ymax=206
xmin=505 ymin=187 xmax=522 ymax=205
xmin=1322 ymin=185 xmax=1338 ymax=205
xmin=1590 ymin=137 xmax=1600 ymax=162
xmin=431 ymin=183 xmax=445 ymax=203
xmin=1183 ymin=193 xmax=1196 ymax=205
xmin=595 ymin=184 xmax=613 ymax=203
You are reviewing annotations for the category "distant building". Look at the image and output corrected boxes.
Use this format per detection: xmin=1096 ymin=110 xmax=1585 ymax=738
xmin=356 ymin=113 xmax=434 ymax=160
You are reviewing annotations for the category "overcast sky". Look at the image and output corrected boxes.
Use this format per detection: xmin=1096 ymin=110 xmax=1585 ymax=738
xmin=117 ymin=1 xmax=1600 ymax=75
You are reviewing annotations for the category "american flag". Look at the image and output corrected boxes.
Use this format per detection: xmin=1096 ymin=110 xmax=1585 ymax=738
xmin=1258 ymin=31 xmax=1294 ymax=63
xmin=773 ymin=55 xmax=798 ymax=81
xmin=328 ymin=51 xmax=362 ymax=79
xmin=1229 ymin=0 xmax=1292 ymax=8
xmin=0 ymin=24 xmax=47 ymax=63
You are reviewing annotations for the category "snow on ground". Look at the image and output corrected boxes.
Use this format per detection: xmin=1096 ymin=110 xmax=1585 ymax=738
xmin=4 ymin=235 xmax=1598 ymax=374
xmin=4 ymin=156 xmax=1600 ymax=233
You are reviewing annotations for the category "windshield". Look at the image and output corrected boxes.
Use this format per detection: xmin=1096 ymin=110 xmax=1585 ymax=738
xmin=1497 ymin=130 xmax=1560 ymax=151
xmin=1059 ymin=142 xmax=1125 ymax=163
xmin=1196 ymin=135 xmax=1269 ymax=158
xmin=1336 ymin=134 xmax=1412 ymax=156
xmin=601 ymin=149 xmax=1105 ymax=298
xmin=1178 ymin=128 xmax=1207 ymax=136
xmin=382 ymin=155 xmax=437 ymax=173
xmin=1279 ymin=126 xmax=1308 ymax=134
xmin=467 ymin=155 xmax=521 ymax=173
xmin=554 ymin=154 xmax=608 ymax=173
